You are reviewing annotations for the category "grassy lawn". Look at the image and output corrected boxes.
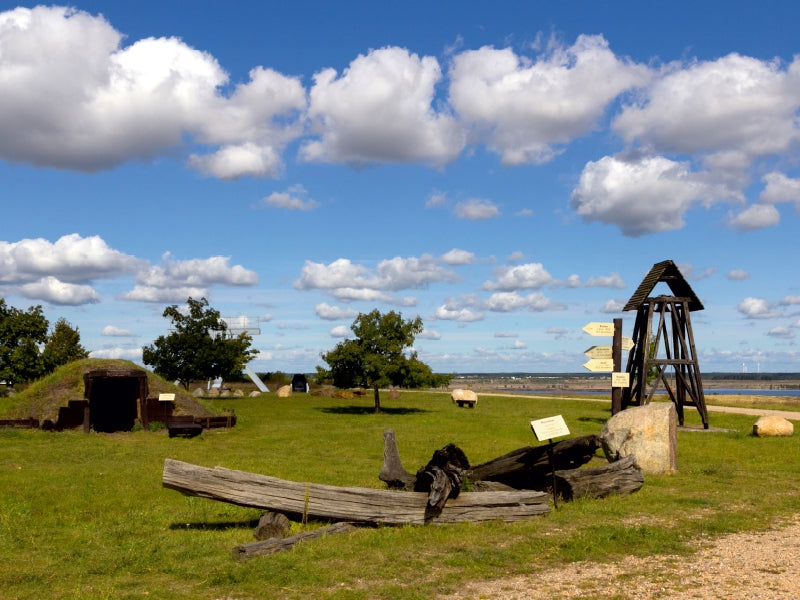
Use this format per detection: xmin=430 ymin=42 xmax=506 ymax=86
xmin=2 ymin=390 xmax=799 ymax=599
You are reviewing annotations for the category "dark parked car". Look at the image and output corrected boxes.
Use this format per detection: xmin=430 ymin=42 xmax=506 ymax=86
xmin=291 ymin=374 xmax=308 ymax=393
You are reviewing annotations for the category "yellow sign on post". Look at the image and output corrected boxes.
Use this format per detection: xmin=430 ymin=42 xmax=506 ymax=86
xmin=611 ymin=372 xmax=630 ymax=388
xmin=582 ymin=322 xmax=615 ymax=336
xmin=582 ymin=358 xmax=614 ymax=372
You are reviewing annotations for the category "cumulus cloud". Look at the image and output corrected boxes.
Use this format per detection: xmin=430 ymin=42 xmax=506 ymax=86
xmin=432 ymin=298 xmax=484 ymax=322
xmin=613 ymin=53 xmax=800 ymax=166
xmin=440 ymin=248 xmax=476 ymax=265
xmin=259 ymin=184 xmax=319 ymax=211
xmin=737 ymin=297 xmax=781 ymax=319
xmin=727 ymin=269 xmax=750 ymax=281
xmin=585 ymin=272 xmax=626 ymax=288
xmin=19 ymin=277 xmax=100 ymax=305
xmin=759 ymin=172 xmax=800 ymax=207
xmin=0 ymin=6 xmax=305 ymax=177
xmin=121 ymin=253 xmax=258 ymax=303
xmin=601 ymin=299 xmax=626 ymax=313
xmin=0 ymin=233 xmax=142 ymax=305
xmin=314 ymin=303 xmax=359 ymax=320
xmin=417 ymin=329 xmax=441 ymax=340
xmin=482 ymin=262 xmax=554 ymax=291
xmin=767 ymin=327 xmax=795 ymax=339
xmin=449 ymin=35 xmax=650 ymax=165
xmin=294 ymin=255 xmax=459 ymax=304
xmin=453 ymin=198 xmax=500 ymax=220
xmin=570 ymin=154 xmax=728 ymax=236
xmin=330 ymin=325 xmax=350 ymax=338
xmin=727 ymin=203 xmax=780 ymax=231
xmin=102 ymin=325 xmax=135 ymax=337
xmin=301 ymin=46 xmax=465 ymax=166
xmin=484 ymin=291 xmax=565 ymax=312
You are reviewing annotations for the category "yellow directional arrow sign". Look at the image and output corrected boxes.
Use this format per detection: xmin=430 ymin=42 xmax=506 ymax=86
xmin=582 ymin=358 xmax=614 ymax=372
xmin=621 ymin=337 xmax=635 ymax=351
xmin=582 ymin=321 xmax=615 ymax=336
xmin=584 ymin=345 xmax=612 ymax=359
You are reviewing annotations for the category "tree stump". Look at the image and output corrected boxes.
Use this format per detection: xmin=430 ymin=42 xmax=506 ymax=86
xmin=254 ymin=511 xmax=291 ymax=541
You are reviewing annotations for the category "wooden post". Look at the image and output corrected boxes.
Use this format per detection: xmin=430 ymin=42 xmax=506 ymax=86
xmin=611 ymin=318 xmax=622 ymax=415
xmin=546 ymin=440 xmax=558 ymax=509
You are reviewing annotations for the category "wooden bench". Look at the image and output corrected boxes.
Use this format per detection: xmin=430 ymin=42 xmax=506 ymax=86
xmin=166 ymin=416 xmax=203 ymax=438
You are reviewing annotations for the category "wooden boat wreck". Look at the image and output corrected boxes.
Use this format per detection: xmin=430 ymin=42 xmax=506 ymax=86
xmin=162 ymin=458 xmax=552 ymax=525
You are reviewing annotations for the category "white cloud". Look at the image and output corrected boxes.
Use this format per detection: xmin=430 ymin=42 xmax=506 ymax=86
xmin=759 ymin=172 xmax=800 ymax=208
xmin=767 ymin=327 xmax=795 ymax=339
xmin=294 ymin=255 xmax=459 ymax=301
xmin=301 ymin=46 xmax=464 ymax=166
xmin=426 ymin=190 xmax=448 ymax=208
xmin=737 ymin=297 xmax=781 ymax=319
xmin=0 ymin=234 xmax=141 ymax=284
xmin=417 ymin=329 xmax=441 ymax=340
xmin=330 ymin=325 xmax=350 ymax=338
xmin=102 ymin=325 xmax=135 ymax=337
xmin=453 ymin=198 xmax=500 ymax=220
xmin=571 ymin=154 xmax=725 ymax=236
xmin=780 ymin=296 xmax=800 ymax=306
xmin=727 ymin=269 xmax=750 ymax=281
xmin=585 ymin=272 xmax=626 ymax=288
xmin=432 ymin=301 xmax=484 ymax=322
xmin=494 ymin=331 xmax=518 ymax=338
xmin=0 ymin=7 xmax=305 ymax=177
xmin=727 ymin=203 xmax=780 ymax=231
xmin=449 ymin=35 xmax=650 ymax=165
xmin=19 ymin=277 xmax=100 ymax=305
xmin=314 ymin=303 xmax=359 ymax=320
xmin=121 ymin=253 xmax=257 ymax=303
xmin=482 ymin=262 xmax=554 ymax=291
xmin=484 ymin=291 xmax=565 ymax=312
xmin=90 ymin=347 xmax=143 ymax=360
xmin=613 ymin=53 xmax=800 ymax=166
xmin=260 ymin=184 xmax=319 ymax=211
xmin=601 ymin=299 xmax=626 ymax=313
xmin=440 ymin=248 xmax=476 ymax=265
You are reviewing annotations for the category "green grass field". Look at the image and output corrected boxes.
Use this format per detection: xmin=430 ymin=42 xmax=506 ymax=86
xmin=2 ymin=390 xmax=799 ymax=599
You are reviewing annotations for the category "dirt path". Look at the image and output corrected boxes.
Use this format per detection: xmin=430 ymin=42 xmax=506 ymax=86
xmin=440 ymin=516 xmax=800 ymax=599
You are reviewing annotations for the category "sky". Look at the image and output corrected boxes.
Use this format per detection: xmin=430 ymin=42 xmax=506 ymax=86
xmin=2 ymin=1 xmax=800 ymax=375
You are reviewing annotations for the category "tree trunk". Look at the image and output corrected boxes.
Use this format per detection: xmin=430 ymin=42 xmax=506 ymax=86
xmin=162 ymin=459 xmax=550 ymax=525
xmin=554 ymin=455 xmax=643 ymax=500
xmin=467 ymin=435 xmax=601 ymax=490
xmin=373 ymin=386 xmax=381 ymax=413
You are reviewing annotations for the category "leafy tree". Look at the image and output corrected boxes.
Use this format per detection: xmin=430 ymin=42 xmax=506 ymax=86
xmin=321 ymin=309 xmax=424 ymax=413
xmin=142 ymin=297 xmax=258 ymax=389
xmin=0 ymin=299 xmax=49 ymax=386
xmin=42 ymin=318 xmax=89 ymax=373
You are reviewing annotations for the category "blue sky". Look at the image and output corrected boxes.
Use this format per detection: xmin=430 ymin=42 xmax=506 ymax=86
xmin=2 ymin=1 xmax=799 ymax=374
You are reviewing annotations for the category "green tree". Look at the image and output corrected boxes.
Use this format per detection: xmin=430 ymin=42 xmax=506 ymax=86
xmin=42 ymin=318 xmax=89 ymax=373
xmin=142 ymin=297 xmax=258 ymax=389
xmin=321 ymin=309 xmax=424 ymax=413
xmin=0 ymin=299 xmax=49 ymax=387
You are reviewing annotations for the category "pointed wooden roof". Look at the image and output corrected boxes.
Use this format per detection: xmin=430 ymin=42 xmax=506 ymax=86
xmin=623 ymin=260 xmax=704 ymax=312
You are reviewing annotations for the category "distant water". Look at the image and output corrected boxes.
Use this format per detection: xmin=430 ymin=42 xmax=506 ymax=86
xmin=508 ymin=388 xmax=800 ymax=398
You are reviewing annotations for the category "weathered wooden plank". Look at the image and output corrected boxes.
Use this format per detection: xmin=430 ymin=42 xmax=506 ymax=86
xmin=162 ymin=459 xmax=550 ymax=525
xmin=554 ymin=455 xmax=644 ymax=500
xmin=233 ymin=522 xmax=356 ymax=560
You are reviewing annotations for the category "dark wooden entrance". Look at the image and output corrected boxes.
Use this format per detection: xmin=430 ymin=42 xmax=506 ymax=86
xmin=622 ymin=261 xmax=709 ymax=428
xmin=83 ymin=369 xmax=149 ymax=432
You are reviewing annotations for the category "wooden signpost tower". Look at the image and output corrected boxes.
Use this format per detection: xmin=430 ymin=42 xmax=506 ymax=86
xmin=621 ymin=260 xmax=709 ymax=428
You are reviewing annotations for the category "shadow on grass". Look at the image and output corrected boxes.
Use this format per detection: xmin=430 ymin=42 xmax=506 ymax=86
xmin=318 ymin=406 xmax=429 ymax=416
xmin=577 ymin=416 xmax=609 ymax=425
xmin=169 ymin=519 xmax=260 ymax=531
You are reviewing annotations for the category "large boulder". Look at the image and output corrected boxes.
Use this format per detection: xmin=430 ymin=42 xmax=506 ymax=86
xmin=276 ymin=385 xmax=292 ymax=398
xmin=600 ymin=402 xmax=677 ymax=475
xmin=753 ymin=416 xmax=794 ymax=437
xmin=451 ymin=389 xmax=478 ymax=404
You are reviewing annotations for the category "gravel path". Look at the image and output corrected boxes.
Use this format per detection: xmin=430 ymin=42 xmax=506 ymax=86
xmin=439 ymin=403 xmax=800 ymax=599
xmin=440 ymin=516 xmax=800 ymax=599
